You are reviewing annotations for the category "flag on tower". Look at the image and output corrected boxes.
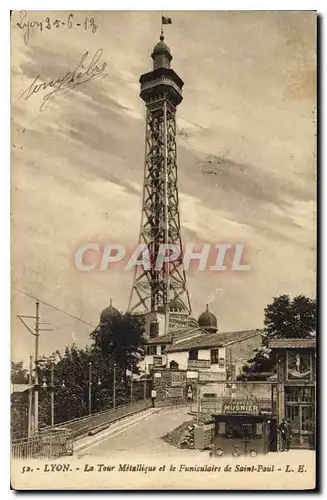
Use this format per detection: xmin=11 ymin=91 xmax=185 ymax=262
xmin=162 ymin=16 xmax=172 ymax=25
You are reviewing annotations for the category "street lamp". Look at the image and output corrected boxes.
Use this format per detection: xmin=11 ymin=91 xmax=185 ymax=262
xmin=88 ymin=362 xmax=92 ymax=415
xmin=40 ymin=364 xmax=67 ymax=427
xmin=113 ymin=363 xmax=116 ymax=409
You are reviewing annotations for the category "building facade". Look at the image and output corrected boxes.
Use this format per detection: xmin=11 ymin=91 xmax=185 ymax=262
xmin=269 ymin=338 xmax=316 ymax=449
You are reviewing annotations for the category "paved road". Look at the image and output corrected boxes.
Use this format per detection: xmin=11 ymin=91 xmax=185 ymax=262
xmin=77 ymin=407 xmax=194 ymax=457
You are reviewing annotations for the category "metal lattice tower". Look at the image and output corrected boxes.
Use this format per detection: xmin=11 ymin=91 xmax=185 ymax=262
xmin=128 ymin=32 xmax=191 ymax=317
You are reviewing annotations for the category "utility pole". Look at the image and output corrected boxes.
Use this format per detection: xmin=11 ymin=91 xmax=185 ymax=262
xmin=144 ymin=360 xmax=147 ymax=401
xmin=130 ymin=367 xmax=133 ymax=404
xmin=16 ymin=297 xmax=52 ymax=434
xmin=88 ymin=362 xmax=92 ymax=415
xmin=144 ymin=376 xmax=147 ymax=401
xmin=34 ymin=299 xmax=40 ymax=433
xmin=196 ymin=383 xmax=200 ymax=425
xmin=28 ymin=355 xmax=33 ymax=438
xmin=51 ymin=362 xmax=55 ymax=427
xmin=113 ymin=363 xmax=116 ymax=409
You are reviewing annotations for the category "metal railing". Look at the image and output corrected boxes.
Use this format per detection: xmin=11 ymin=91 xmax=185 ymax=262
xmin=40 ymin=398 xmax=152 ymax=439
xmin=12 ymin=399 xmax=152 ymax=458
xmin=11 ymin=429 xmax=73 ymax=460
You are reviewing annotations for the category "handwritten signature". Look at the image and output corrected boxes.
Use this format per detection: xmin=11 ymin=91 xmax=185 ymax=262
xmin=18 ymin=49 xmax=107 ymax=112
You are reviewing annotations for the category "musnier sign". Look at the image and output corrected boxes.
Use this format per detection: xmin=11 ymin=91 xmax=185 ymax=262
xmin=222 ymin=400 xmax=259 ymax=415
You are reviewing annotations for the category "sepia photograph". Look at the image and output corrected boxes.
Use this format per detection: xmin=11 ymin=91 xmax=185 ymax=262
xmin=10 ymin=9 xmax=317 ymax=490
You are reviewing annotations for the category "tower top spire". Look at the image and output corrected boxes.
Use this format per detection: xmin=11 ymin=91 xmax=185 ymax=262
xmin=151 ymin=33 xmax=172 ymax=70
xmin=150 ymin=14 xmax=173 ymax=70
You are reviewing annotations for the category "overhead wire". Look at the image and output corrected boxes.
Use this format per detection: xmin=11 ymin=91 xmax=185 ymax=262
xmin=13 ymin=288 xmax=96 ymax=328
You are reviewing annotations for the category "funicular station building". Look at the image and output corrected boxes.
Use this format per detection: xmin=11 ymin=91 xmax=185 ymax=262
xmin=147 ymin=332 xmax=316 ymax=455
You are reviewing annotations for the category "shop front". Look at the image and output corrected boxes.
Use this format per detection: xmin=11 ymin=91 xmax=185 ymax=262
xmin=269 ymin=338 xmax=316 ymax=450
xmin=211 ymin=398 xmax=274 ymax=457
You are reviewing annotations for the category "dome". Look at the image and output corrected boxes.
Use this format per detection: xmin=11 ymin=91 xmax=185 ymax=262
xmin=100 ymin=299 xmax=120 ymax=324
xmin=151 ymin=34 xmax=172 ymax=70
xmin=152 ymin=38 xmax=171 ymax=56
xmin=198 ymin=304 xmax=218 ymax=333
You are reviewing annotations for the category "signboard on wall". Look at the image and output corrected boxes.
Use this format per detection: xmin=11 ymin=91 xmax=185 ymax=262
xmin=171 ymin=371 xmax=186 ymax=387
xmin=153 ymin=356 xmax=163 ymax=367
xmin=222 ymin=399 xmax=259 ymax=415
xmin=199 ymin=371 xmax=225 ymax=382
xmin=188 ymin=359 xmax=211 ymax=370
xmin=166 ymin=387 xmax=184 ymax=398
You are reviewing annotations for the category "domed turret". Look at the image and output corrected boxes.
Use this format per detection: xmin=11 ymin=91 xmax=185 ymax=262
xmin=198 ymin=304 xmax=218 ymax=333
xmin=100 ymin=298 xmax=120 ymax=324
xmin=151 ymin=33 xmax=172 ymax=70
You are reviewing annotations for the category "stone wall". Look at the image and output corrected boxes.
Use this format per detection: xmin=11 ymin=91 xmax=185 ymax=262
xmin=151 ymin=366 xmax=271 ymax=408
xmin=152 ymin=368 xmax=198 ymax=406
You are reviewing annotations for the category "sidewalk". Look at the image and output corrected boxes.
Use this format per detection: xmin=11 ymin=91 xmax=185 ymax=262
xmin=74 ymin=407 xmax=161 ymax=454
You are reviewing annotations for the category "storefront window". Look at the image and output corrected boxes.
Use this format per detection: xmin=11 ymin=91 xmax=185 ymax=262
xmin=285 ymin=387 xmax=314 ymax=403
xmin=225 ymin=420 xmax=256 ymax=439
xmin=285 ymin=386 xmax=315 ymax=448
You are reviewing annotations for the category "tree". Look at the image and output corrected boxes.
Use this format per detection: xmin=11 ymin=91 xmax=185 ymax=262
xmin=36 ymin=339 xmax=136 ymax=428
xmin=11 ymin=361 xmax=30 ymax=439
xmin=11 ymin=361 xmax=29 ymax=384
xmin=239 ymin=294 xmax=316 ymax=379
xmin=264 ymin=294 xmax=316 ymax=339
xmin=90 ymin=313 xmax=146 ymax=379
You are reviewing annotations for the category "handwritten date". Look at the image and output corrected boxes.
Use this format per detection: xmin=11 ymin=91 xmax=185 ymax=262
xmin=16 ymin=11 xmax=98 ymax=45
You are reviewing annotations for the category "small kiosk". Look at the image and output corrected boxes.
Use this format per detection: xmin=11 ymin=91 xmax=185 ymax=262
xmin=211 ymin=399 xmax=273 ymax=457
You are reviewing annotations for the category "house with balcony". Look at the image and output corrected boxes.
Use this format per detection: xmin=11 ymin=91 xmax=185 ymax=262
xmin=99 ymin=300 xmax=264 ymax=398
xmin=165 ymin=328 xmax=264 ymax=381
xmin=141 ymin=303 xmax=264 ymax=397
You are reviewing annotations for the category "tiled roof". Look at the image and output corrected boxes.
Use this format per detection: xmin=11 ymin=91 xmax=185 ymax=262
xmin=146 ymin=326 xmax=204 ymax=345
xmin=146 ymin=334 xmax=173 ymax=345
xmin=166 ymin=329 xmax=263 ymax=352
xmin=269 ymin=338 xmax=316 ymax=349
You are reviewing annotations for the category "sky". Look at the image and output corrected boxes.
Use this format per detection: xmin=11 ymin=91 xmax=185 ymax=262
xmin=11 ymin=11 xmax=316 ymax=363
